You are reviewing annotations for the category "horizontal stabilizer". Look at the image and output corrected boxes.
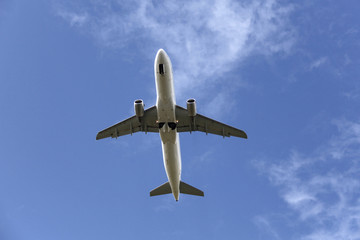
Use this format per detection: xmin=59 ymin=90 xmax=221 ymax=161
xmin=180 ymin=181 xmax=204 ymax=197
xmin=150 ymin=182 xmax=172 ymax=196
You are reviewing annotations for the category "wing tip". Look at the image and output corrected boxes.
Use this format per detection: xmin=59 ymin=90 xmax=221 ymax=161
xmin=243 ymin=132 xmax=248 ymax=139
xmin=96 ymin=133 xmax=103 ymax=140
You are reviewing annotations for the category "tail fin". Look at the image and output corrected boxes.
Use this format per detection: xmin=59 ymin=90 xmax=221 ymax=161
xmin=150 ymin=182 xmax=172 ymax=196
xmin=180 ymin=181 xmax=204 ymax=196
xmin=149 ymin=181 xmax=204 ymax=197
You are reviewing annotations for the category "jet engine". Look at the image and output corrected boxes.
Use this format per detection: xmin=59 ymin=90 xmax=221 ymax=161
xmin=186 ymin=98 xmax=197 ymax=117
xmin=134 ymin=99 xmax=144 ymax=118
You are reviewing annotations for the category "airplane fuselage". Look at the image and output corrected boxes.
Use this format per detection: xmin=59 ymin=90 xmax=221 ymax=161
xmin=154 ymin=49 xmax=181 ymax=201
xmin=97 ymin=49 xmax=246 ymax=201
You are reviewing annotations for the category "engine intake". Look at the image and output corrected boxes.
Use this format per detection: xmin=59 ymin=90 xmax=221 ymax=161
xmin=186 ymin=98 xmax=197 ymax=117
xmin=134 ymin=99 xmax=144 ymax=118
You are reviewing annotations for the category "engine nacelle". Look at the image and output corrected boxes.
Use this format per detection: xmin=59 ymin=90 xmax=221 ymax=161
xmin=186 ymin=98 xmax=197 ymax=117
xmin=134 ymin=99 xmax=144 ymax=118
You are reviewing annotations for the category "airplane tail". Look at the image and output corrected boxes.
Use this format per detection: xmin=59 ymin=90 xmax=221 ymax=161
xmin=150 ymin=181 xmax=204 ymax=197
xmin=150 ymin=182 xmax=172 ymax=196
xmin=180 ymin=181 xmax=204 ymax=196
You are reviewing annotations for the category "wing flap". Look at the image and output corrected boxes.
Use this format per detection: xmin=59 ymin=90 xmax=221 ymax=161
xmin=175 ymin=105 xmax=247 ymax=139
xmin=96 ymin=106 xmax=158 ymax=140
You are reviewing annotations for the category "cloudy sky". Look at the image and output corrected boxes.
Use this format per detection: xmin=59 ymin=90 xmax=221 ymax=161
xmin=1 ymin=0 xmax=360 ymax=239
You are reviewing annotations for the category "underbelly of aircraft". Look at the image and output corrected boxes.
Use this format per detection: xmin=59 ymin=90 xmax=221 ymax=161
xmin=160 ymin=131 xmax=181 ymax=193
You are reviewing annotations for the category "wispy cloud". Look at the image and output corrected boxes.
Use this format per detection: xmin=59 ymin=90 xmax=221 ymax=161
xmin=153 ymin=196 xmax=175 ymax=212
xmin=255 ymin=119 xmax=360 ymax=239
xmin=56 ymin=9 xmax=88 ymax=27
xmin=343 ymin=87 xmax=360 ymax=100
xmin=309 ymin=56 xmax=328 ymax=70
xmin=253 ymin=215 xmax=281 ymax=240
xmin=54 ymin=0 xmax=294 ymax=108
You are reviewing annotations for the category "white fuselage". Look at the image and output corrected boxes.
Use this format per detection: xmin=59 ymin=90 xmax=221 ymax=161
xmin=154 ymin=49 xmax=181 ymax=201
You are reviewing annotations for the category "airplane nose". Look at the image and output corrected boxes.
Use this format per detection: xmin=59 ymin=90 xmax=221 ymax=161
xmin=156 ymin=49 xmax=167 ymax=62
xmin=157 ymin=49 xmax=166 ymax=56
xmin=155 ymin=49 xmax=170 ymax=75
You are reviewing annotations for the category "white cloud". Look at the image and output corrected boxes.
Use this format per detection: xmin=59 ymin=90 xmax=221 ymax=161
xmin=54 ymin=0 xmax=294 ymax=109
xmin=253 ymin=215 xmax=281 ymax=240
xmin=203 ymin=90 xmax=235 ymax=119
xmin=343 ymin=87 xmax=360 ymax=100
xmin=255 ymin=119 xmax=360 ymax=239
xmin=56 ymin=10 xmax=88 ymax=27
xmin=309 ymin=56 xmax=328 ymax=70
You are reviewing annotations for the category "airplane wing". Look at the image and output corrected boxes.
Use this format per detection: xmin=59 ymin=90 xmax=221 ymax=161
xmin=175 ymin=105 xmax=247 ymax=139
xmin=96 ymin=106 xmax=158 ymax=140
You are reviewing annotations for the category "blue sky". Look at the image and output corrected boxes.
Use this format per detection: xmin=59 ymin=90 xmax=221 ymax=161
xmin=1 ymin=0 xmax=360 ymax=239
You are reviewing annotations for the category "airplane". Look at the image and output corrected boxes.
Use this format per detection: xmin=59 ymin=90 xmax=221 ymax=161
xmin=96 ymin=49 xmax=247 ymax=201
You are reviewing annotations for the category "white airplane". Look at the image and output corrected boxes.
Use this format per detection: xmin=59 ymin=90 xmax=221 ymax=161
xmin=96 ymin=49 xmax=247 ymax=201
